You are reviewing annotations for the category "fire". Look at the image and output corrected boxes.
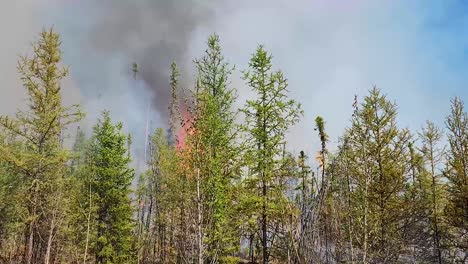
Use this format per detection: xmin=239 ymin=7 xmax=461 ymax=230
xmin=175 ymin=109 xmax=197 ymax=178
xmin=176 ymin=110 xmax=194 ymax=150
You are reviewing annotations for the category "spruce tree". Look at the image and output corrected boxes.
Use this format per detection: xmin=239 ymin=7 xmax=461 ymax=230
xmin=87 ymin=111 xmax=135 ymax=264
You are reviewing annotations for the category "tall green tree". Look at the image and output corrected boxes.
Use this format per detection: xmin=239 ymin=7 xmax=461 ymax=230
xmin=0 ymin=28 xmax=82 ymax=264
xmin=87 ymin=112 xmax=135 ymax=264
xmin=241 ymin=46 xmax=302 ymax=264
xmin=344 ymin=88 xmax=410 ymax=263
xmin=67 ymin=128 xmax=97 ymax=264
xmin=185 ymin=34 xmax=241 ymax=263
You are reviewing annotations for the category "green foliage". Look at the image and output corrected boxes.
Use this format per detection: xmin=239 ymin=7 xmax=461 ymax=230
xmin=241 ymin=45 xmax=302 ymax=263
xmin=191 ymin=33 xmax=241 ymax=261
xmin=0 ymin=28 xmax=82 ymax=263
xmin=445 ymin=97 xmax=468 ymax=252
xmin=344 ymin=87 xmax=410 ymax=262
xmin=88 ymin=112 xmax=136 ymax=264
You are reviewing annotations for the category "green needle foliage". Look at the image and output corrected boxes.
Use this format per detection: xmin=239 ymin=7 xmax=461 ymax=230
xmin=0 ymin=28 xmax=82 ymax=263
xmin=88 ymin=112 xmax=136 ymax=264
xmin=241 ymin=45 xmax=302 ymax=264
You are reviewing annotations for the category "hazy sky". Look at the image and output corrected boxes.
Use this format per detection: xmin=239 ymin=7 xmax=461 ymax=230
xmin=1 ymin=0 xmax=468 ymax=156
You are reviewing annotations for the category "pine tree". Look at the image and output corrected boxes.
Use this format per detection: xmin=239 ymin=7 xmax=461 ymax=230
xmin=87 ymin=111 xmax=135 ymax=264
xmin=140 ymin=127 xmax=182 ymax=263
xmin=241 ymin=46 xmax=302 ymax=264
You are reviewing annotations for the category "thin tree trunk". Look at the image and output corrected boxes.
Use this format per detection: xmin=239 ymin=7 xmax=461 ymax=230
xmin=83 ymin=182 xmax=92 ymax=264
xmin=430 ymin=147 xmax=442 ymax=264
xmin=26 ymin=220 xmax=34 ymax=264
xmin=320 ymin=144 xmax=331 ymax=264
xmin=44 ymin=213 xmax=56 ymax=264
xmin=249 ymin=233 xmax=255 ymax=263
xmin=346 ymin=169 xmax=355 ymax=264
xmin=26 ymin=183 xmax=38 ymax=264
xmin=362 ymin=175 xmax=368 ymax=264
xmin=262 ymin=173 xmax=268 ymax=264
xmin=197 ymin=167 xmax=203 ymax=264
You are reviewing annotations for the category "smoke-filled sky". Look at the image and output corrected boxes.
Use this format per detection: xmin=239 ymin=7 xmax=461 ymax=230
xmin=2 ymin=0 xmax=468 ymax=157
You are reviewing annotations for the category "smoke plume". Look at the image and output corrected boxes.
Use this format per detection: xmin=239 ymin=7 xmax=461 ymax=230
xmin=45 ymin=0 xmax=225 ymax=166
xmin=82 ymin=0 xmax=220 ymax=117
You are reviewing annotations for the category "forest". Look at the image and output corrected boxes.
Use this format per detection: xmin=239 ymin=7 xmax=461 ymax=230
xmin=0 ymin=28 xmax=467 ymax=264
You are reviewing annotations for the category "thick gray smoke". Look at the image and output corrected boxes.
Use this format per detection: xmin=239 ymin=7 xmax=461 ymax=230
xmin=53 ymin=0 xmax=221 ymax=122
xmin=82 ymin=0 xmax=219 ymax=117
xmin=44 ymin=0 xmax=224 ymax=169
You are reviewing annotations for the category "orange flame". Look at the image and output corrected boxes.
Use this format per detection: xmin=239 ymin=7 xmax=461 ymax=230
xmin=176 ymin=110 xmax=193 ymax=150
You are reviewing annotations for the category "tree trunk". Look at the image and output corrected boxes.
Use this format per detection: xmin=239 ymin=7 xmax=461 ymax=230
xmin=26 ymin=221 xmax=34 ymax=264
xmin=362 ymin=175 xmax=369 ymax=264
xmin=44 ymin=215 xmax=56 ymax=264
xmin=262 ymin=173 xmax=268 ymax=264
xmin=197 ymin=167 xmax=203 ymax=264
xmin=83 ymin=182 xmax=92 ymax=264
xmin=249 ymin=233 xmax=255 ymax=263
xmin=26 ymin=184 xmax=38 ymax=264
xmin=430 ymin=149 xmax=442 ymax=264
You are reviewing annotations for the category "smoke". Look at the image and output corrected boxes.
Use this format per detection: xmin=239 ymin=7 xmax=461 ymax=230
xmin=2 ymin=0 xmax=468 ymax=162
xmin=41 ymin=0 xmax=225 ymax=168
xmin=81 ymin=0 xmax=220 ymax=117
xmin=0 ymin=0 xmax=48 ymax=115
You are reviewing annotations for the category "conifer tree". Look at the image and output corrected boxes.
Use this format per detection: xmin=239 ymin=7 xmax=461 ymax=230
xmin=188 ymin=34 xmax=241 ymax=263
xmin=5 ymin=27 xmax=468 ymax=264
xmin=169 ymin=62 xmax=181 ymax=145
xmin=0 ymin=132 xmax=25 ymax=261
xmin=403 ymin=135 xmax=432 ymax=261
xmin=141 ymin=127 xmax=182 ymax=263
xmin=65 ymin=128 xmax=97 ymax=263
xmin=328 ymin=135 xmax=356 ymax=263
xmin=87 ymin=112 xmax=135 ymax=264
xmin=315 ymin=116 xmax=333 ymax=263
xmin=417 ymin=121 xmax=446 ymax=262
xmin=0 ymin=28 xmax=82 ymax=264
xmin=344 ymin=88 xmax=410 ymax=263
xmin=445 ymin=97 xmax=468 ymax=257
xmin=241 ymin=46 xmax=302 ymax=264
